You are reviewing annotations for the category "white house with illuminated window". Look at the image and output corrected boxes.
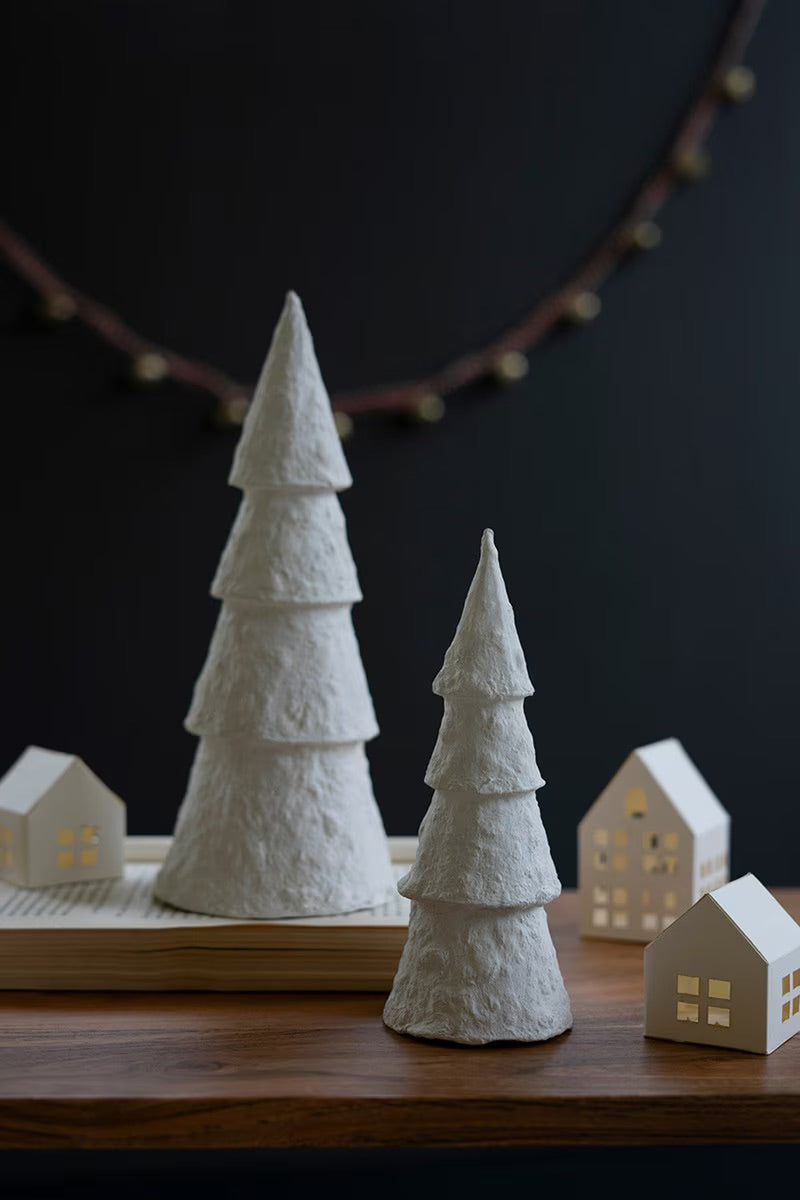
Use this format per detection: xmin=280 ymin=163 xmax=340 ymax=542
xmin=644 ymin=874 xmax=800 ymax=1055
xmin=0 ymin=746 xmax=125 ymax=888
xmin=578 ymin=738 xmax=729 ymax=942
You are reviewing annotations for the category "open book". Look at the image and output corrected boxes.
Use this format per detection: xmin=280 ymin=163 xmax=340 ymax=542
xmin=0 ymin=836 xmax=414 ymax=991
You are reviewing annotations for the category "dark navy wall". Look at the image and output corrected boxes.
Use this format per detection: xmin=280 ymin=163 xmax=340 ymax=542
xmin=2 ymin=1 xmax=798 ymax=888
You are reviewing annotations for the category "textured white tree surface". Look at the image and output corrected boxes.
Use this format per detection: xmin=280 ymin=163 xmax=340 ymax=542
xmin=155 ymin=292 xmax=393 ymax=919
xmin=212 ymin=491 xmax=362 ymax=606
xmin=185 ymin=603 xmax=378 ymax=744
xmin=383 ymin=903 xmax=572 ymax=1045
xmin=156 ymin=740 xmax=391 ymax=919
xmin=383 ymin=529 xmax=572 ymax=1045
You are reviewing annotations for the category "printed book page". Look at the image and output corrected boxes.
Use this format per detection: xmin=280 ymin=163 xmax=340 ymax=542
xmin=0 ymin=862 xmax=410 ymax=930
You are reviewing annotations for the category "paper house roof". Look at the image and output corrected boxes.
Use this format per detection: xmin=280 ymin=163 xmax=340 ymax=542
xmin=0 ymin=746 xmax=123 ymax=815
xmin=688 ymin=874 xmax=800 ymax=964
xmin=627 ymin=738 xmax=728 ymax=835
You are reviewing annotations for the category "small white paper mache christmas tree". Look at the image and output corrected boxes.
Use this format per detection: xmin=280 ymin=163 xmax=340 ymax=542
xmin=383 ymin=529 xmax=573 ymax=1044
xmin=155 ymin=292 xmax=394 ymax=919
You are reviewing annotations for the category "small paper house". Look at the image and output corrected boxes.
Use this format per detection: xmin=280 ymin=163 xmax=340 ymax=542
xmin=0 ymin=746 xmax=125 ymax=888
xmin=578 ymin=738 xmax=729 ymax=942
xmin=644 ymin=875 xmax=800 ymax=1055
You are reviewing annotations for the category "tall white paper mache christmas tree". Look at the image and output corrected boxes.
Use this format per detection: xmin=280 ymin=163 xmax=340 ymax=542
xmin=383 ymin=529 xmax=572 ymax=1044
xmin=155 ymin=292 xmax=394 ymax=919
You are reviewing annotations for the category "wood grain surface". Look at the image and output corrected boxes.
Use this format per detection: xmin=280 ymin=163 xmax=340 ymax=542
xmin=1 ymin=889 xmax=798 ymax=1150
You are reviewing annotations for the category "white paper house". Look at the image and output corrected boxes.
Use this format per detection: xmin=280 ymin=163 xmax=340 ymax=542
xmin=578 ymin=738 xmax=730 ymax=943
xmin=644 ymin=875 xmax=800 ymax=1055
xmin=0 ymin=746 xmax=125 ymax=888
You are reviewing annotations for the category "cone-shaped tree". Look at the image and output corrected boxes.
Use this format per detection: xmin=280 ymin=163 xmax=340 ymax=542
xmin=383 ymin=529 xmax=572 ymax=1044
xmin=155 ymin=292 xmax=394 ymax=918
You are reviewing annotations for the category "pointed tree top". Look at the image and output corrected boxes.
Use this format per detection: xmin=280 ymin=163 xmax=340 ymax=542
xmin=229 ymin=291 xmax=353 ymax=493
xmin=432 ymin=529 xmax=533 ymax=700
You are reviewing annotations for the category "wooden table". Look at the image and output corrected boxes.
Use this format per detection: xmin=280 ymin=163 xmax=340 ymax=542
xmin=1 ymin=888 xmax=799 ymax=1150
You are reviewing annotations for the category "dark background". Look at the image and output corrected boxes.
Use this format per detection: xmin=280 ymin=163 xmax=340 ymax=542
xmin=2 ymin=0 xmax=798 ymax=893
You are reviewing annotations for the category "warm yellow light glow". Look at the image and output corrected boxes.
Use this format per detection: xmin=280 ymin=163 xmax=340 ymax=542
xmin=625 ymin=787 xmax=647 ymax=818
xmin=81 ymin=826 xmax=99 ymax=844
xmin=57 ymin=851 xmax=74 ymax=868
xmin=612 ymin=854 xmax=627 ymax=872
xmin=664 ymin=891 xmax=677 ymax=911
xmin=677 ymin=1001 xmax=699 ymax=1023
xmin=594 ymin=829 xmax=608 ymax=847
xmin=614 ymin=830 xmax=628 ymax=848
xmin=708 ymin=979 xmax=731 ymax=1000
xmin=57 ymin=829 xmax=75 ymax=846
xmin=783 ymin=975 xmax=791 ymax=996
xmin=664 ymin=832 xmax=679 ymax=851
xmin=612 ymin=887 xmax=628 ymax=906
xmin=677 ymin=975 xmax=700 ymax=996
xmin=80 ymin=849 xmax=98 ymax=866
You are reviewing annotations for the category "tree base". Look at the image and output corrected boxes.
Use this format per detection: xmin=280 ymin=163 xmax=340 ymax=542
xmin=154 ymin=738 xmax=394 ymax=919
xmin=383 ymin=902 xmax=573 ymax=1045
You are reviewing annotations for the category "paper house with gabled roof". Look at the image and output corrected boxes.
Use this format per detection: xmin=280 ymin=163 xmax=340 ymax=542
xmin=0 ymin=746 xmax=125 ymax=888
xmin=578 ymin=738 xmax=730 ymax=943
xmin=644 ymin=874 xmax=800 ymax=1054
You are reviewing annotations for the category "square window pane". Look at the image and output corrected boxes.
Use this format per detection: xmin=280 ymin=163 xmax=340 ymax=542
xmin=2 ymin=827 xmax=12 ymax=846
xmin=57 ymin=851 xmax=74 ymax=868
xmin=783 ymin=975 xmax=791 ymax=995
xmin=677 ymin=1001 xmax=699 ymax=1023
xmin=664 ymin=833 xmax=679 ymax=851
xmin=612 ymin=887 xmax=627 ymax=906
xmin=612 ymin=854 xmax=627 ymax=872
xmin=80 ymin=849 xmax=98 ymax=866
xmin=593 ymin=829 xmax=609 ymax=847
xmin=783 ymin=1002 xmax=791 ymax=1022
xmin=642 ymin=913 xmax=658 ymax=932
xmin=664 ymin=856 xmax=678 ymax=875
xmin=793 ymin=997 xmax=800 ymax=1016
xmin=593 ymin=851 xmax=608 ymax=871
xmin=57 ymin=829 xmax=75 ymax=846
xmin=707 ymin=1006 xmax=730 ymax=1028
xmin=81 ymin=826 xmax=99 ymax=844
xmin=614 ymin=830 xmax=628 ymax=848
xmin=643 ymin=854 xmax=659 ymax=874
xmin=794 ymin=970 xmax=800 ymax=990
xmin=592 ymin=908 xmax=609 ymax=928
xmin=593 ymin=886 xmax=608 ymax=905
xmin=677 ymin=975 xmax=700 ymax=996
xmin=664 ymin=891 xmax=677 ymax=911
xmin=708 ymin=979 xmax=731 ymax=1000
xmin=612 ymin=911 xmax=629 ymax=929
xmin=643 ymin=832 xmax=658 ymax=850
